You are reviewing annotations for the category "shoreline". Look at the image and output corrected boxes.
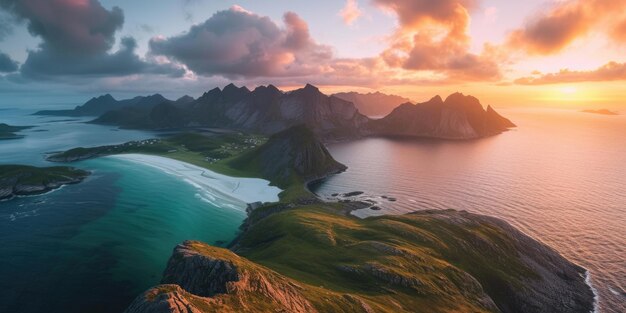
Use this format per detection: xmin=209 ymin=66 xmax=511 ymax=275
xmin=105 ymin=154 xmax=282 ymax=211
xmin=586 ymin=271 xmax=600 ymax=313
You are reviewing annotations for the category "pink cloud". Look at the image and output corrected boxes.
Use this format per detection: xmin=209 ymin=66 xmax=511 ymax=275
xmin=339 ymin=0 xmax=362 ymax=26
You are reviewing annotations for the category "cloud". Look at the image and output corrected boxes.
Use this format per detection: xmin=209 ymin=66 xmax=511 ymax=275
xmin=0 ymin=0 xmax=181 ymax=78
xmin=20 ymin=37 xmax=184 ymax=79
xmin=507 ymin=0 xmax=626 ymax=55
xmin=0 ymin=51 xmax=17 ymax=72
xmin=372 ymin=0 xmax=501 ymax=81
xmin=0 ymin=10 xmax=14 ymax=40
xmin=0 ymin=0 xmax=124 ymax=54
xmin=483 ymin=6 xmax=497 ymax=24
xmin=514 ymin=61 xmax=626 ymax=85
xmin=611 ymin=18 xmax=626 ymax=43
xmin=339 ymin=0 xmax=362 ymax=26
xmin=149 ymin=6 xmax=333 ymax=78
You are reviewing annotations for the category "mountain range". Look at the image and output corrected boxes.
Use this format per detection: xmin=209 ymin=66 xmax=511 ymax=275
xmin=333 ymin=91 xmax=411 ymax=117
xmin=36 ymin=84 xmax=515 ymax=141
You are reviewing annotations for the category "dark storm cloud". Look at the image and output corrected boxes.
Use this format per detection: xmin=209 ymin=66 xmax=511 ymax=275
xmin=20 ymin=37 xmax=184 ymax=79
xmin=149 ymin=6 xmax=333 ymax=78
xmin=0 ymin=51 xmax=17 ymax=72
xmin=0 ymin=0 xmax=182 ymax=78
xmin=0 ymin=0 xmax=123 ymax=54
xmin=0 ymin=12 xmax=14 ymax=40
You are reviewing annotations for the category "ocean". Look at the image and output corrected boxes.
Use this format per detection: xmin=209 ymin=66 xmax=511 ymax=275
xmin=313 ymin=108 xmax=626 ymax=313
xmin=0 ymin=108 xmax=247 ymax=312
xmin=1 ymin=105 xmax=624 ymax=312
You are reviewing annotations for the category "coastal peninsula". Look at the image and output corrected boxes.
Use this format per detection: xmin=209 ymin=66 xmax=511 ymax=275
xmin=582 ymin=109 xmax=619 ymax=115
xmin=0 ymin=165 xmax=90 ymax=201
xmin=0 ymin=123 xmax=32 ymax=140
xmin=49 ymin=126 xmax=595 ymax=313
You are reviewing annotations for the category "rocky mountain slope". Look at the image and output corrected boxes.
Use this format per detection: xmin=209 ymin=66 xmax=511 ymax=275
xmin=0 ymin=165 xmax=90 ymax=200
xmin=124 ymin=208 xmax=594 ymax=313
xmin=92 ymin=84 xmax=369 ymax=141
xmin=34 ymin=84 xmax=515 ymax=141
xmin=228 ymin=125 xmax=347 ymax=187
xmin=333 ymin=91 xmax=411 ymax=117
xmin=368 ymin=93 xmax=516 ymax=139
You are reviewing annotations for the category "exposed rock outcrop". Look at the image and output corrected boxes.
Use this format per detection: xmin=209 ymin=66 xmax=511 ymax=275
xmin=125 ymin=241 xmax=318 ymax=313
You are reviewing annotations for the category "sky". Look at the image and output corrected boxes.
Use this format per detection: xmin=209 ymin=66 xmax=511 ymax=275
xmin=0 ymin=0 xmax=625 ymax=109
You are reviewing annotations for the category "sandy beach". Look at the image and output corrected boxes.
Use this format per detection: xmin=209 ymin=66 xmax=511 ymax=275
xmin=107 ymin=154 xmax=282 ymax=210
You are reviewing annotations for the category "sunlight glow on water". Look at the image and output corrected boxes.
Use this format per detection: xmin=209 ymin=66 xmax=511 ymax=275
xmin=314 ymin=109 xmax=626 ymax=313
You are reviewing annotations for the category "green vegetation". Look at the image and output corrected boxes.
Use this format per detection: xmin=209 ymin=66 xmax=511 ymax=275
xmin=234 ymin=206 xmax=534 ymax=312
xmin=50 ymin=127 xmax=590 ymax=313
xmin=0 ymin=165 xmax=90 ymax=200
xmin=48 ymin=128 xmax=338 ymax=202
xmin=0 ymin=123 xmax=31 ymax=140
xmin=134 ymin=205 xmax=586 ymax=313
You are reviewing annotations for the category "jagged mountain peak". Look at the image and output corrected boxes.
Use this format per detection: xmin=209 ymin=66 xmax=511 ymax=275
xmin=303 ymin=83 xmax=319 ymax=91
xmin=444 ymin=92 xmax=482 ymax=109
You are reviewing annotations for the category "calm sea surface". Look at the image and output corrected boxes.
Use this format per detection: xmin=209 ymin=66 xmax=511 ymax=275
xmin=313 ymin=108 xmax=626 ymax=313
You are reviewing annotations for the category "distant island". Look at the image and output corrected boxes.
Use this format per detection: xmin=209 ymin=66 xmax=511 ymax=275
xmin=0 ymin=165 xmax=90 ymax=201
xmin=581 ymin=109 xmax=619 ymax=115
xmin=0 ymin=123 xmax=32 ymax=140
xmin=48 ymin=126 xmax=593 ymax=313
xmin=36 ymin=84 xmax=516 ymax=141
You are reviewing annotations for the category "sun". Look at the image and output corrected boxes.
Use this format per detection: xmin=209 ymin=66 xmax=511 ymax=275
xmin=560 ymin=86 xmax=577 ymax=95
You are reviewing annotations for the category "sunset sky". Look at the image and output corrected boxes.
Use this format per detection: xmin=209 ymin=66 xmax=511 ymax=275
xmin=0 ymin=0 xmax=625 ymax=109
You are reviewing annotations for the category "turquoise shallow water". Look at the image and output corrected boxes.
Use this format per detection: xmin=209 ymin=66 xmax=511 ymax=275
xmin=0 ymin=107 xmax=248 ymax=312
xmin=0 ymin=157 xmax=247 ymax=313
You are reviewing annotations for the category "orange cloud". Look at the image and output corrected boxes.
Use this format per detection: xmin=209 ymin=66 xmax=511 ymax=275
xmin=515 ymin=61 xmax=626 ymax=85
xmin=611 ymin=18 xmax=626 ymax=43
xmin=507 ymin=0 xmax=626 ymax=55
xmin=339 ymin=0 xmax=362 ymax=26
xmin=373 ymin=0 xmax=500 ymax=81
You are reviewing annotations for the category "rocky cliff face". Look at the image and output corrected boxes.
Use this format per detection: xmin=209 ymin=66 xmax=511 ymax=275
xmin=188 ymin=83 xmax=369 ymax=140
xmin=124 ymin=241 xmax=318 ymax=313
xmin=368 ymin=93 xmax=516 ymax=139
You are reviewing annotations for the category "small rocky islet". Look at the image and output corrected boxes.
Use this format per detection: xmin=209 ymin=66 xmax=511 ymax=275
xmin=0 ymin=165 xmax=90 ymax=201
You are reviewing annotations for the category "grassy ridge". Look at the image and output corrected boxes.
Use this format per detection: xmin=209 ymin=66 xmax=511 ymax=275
xmin=234 ymin=206 xmax=537 ymax=312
